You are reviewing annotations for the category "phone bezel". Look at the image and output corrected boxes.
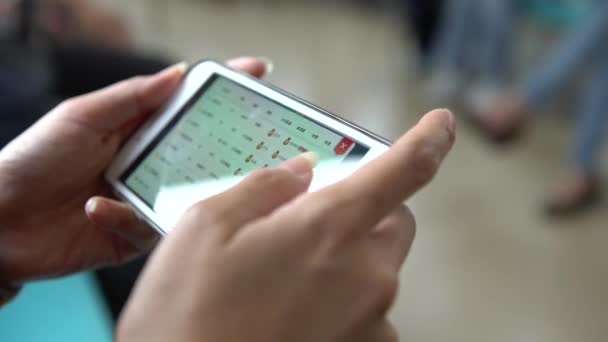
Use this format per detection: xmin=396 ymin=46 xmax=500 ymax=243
xmin=105 ymin=60 xmax=391 ymax=235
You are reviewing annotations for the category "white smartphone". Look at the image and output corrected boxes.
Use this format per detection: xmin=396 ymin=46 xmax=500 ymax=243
xmin=106 ymin=60 xmax=391 ymax=235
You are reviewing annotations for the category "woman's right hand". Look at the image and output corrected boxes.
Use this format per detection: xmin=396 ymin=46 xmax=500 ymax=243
xmin=116 ymin=109 xmax=455 ymax=342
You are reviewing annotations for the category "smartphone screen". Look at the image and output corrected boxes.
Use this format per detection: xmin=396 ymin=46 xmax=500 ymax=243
xmin=121 ymin=75 xmax=372 ymax=224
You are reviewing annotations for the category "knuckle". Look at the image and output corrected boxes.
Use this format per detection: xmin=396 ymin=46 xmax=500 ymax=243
xmin=372 ymin=271 xmax=399 ymax=314
xmin=323 ymin=186 xmax=358 ymax=212
xmin=289 ymin=203 xmax=343 ymax=251
xmin=377 ymin=205 xmax=416 ymax=241
xmin=333 ymin=184 xmax=377 ymax=216
xmin=407 ymin=209 xmax=417 ymax=235
xmin=338 ymin=179 xmax=385 ymax=212
xmin=126 ymin=76 xmax=148 ymax=97
xmin=305 ymin=191 xmax=359 ymax=239
xmin=362 ymin=188 xmax=390 ymax=214
xmin=400 ymin=205 xmax=417 ymax=240
xmin=180 ymin=202 xmax=203 ymax=223
xmin=246 ymin=168 xmax=292 ymax=189
xmin=298 ymin=196 xmax=333 ymax=233
xmin=336 ymin=180 xmax=384 ymax=215
xmin=180 ymin=199 xmax=232 ymax=235
xmin=381 ymin=323 xmax=399 ymax=342
xmin=56 ymin=98 xmax=81 ymax=114
xmin=126 ymin=75 xmax=147 ymax=87
xmin=182 ymin=200 xmax=217 ymax=224
xmin=297 ymin=186 xmax=384 ymax=246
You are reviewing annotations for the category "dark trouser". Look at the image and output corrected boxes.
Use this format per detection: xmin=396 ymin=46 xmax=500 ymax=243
xmin=1 ymin=43 xmax=170 ymax=320
xmin=50 ymin=44 xmax=169 ymax=98
xmin=0 ymin=60 xmax=50 ymax=146
xmin=402 ymin=0 xmax=444 ymax=62
xmin=97 ymin=256 xmax=150 ymax=321
xmin=1 ymin=43 xmax=170 ymax=145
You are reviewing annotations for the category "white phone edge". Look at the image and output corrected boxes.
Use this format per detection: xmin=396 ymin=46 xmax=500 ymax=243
xmin=105 ymin=60 xmax=391 ymax=235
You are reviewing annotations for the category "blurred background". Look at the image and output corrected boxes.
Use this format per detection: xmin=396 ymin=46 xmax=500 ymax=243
xmin=1 ymin=0 xmax=608 ymax=341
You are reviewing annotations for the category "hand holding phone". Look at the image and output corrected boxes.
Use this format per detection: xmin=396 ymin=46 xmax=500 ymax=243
xmin=117 ymin=108 xmax=455 ymax=342
xmin=107 ymin=60 xmax=393 ymax=234
xmin=0 ymin=58 xmax=268 ymax=287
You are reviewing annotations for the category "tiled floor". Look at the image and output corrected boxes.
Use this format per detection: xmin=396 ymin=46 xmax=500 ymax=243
xmin=101 ymin=1 xmax=608 ymax=340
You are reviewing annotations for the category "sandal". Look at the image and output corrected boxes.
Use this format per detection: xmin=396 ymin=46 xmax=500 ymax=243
xmin=544 ymin=173 xmax=601 ymax=218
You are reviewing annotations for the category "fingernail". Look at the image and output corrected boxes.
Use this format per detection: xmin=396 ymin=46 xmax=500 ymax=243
xmin=278 ymin=152 xmax=319 ymax=176
xmin=300 ymin=151 xmax=320 ymax=168
xmin=173 ymin=61 xmax=189 ymax=74
xmin=159 ymin=61 xmax=189 ymax=77
xmin=438 ymin=108 xmax=455 ymax=137
xmin=257 ymin=57 xmax=274 ymax=77
xmin=85 ymin=198 xmax=98 ymax=214
xmin=148 ymin=62 xmax=188 ymax=99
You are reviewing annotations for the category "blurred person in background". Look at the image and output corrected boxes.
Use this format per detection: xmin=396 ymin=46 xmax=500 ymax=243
xmin=36 ymin=0 xmax=132 ymax=48
xmin=0 ymin=0 xmax=170 ymax=147
xmin=0 ymin=0 xmax=50 ymax=145
xmin=400 ymin=0 xmax=444 ymax=68
xmin=0 ymin=0 xmax=171 ymax=319
xmin=473 ymin=1 xmax=608 ymax=216
xmin=424 ymin=0 xmax=520 ymax=114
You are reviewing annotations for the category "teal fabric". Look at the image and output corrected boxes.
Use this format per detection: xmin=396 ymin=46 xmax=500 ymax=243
xmin=0 ymin=273 xmax=113 ymax=342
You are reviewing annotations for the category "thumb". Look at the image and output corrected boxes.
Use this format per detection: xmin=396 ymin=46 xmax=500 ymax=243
xmin=181 ymin=152 xmax=318 ymax=238
xmin=85 ymin=196 xmax=159 ymax=251
xmin=59 ymin=62 xmax=187 ymax=133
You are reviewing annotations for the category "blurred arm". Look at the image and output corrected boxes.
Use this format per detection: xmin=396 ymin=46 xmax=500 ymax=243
xmin=40 ymin=0 xmax=134 ymax=49
xmin=522 ymin=3 xmax=608 ymax=107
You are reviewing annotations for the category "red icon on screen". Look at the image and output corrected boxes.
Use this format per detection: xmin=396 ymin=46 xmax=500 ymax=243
xmin=334 ymin=138 xmax=354 ymax=155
